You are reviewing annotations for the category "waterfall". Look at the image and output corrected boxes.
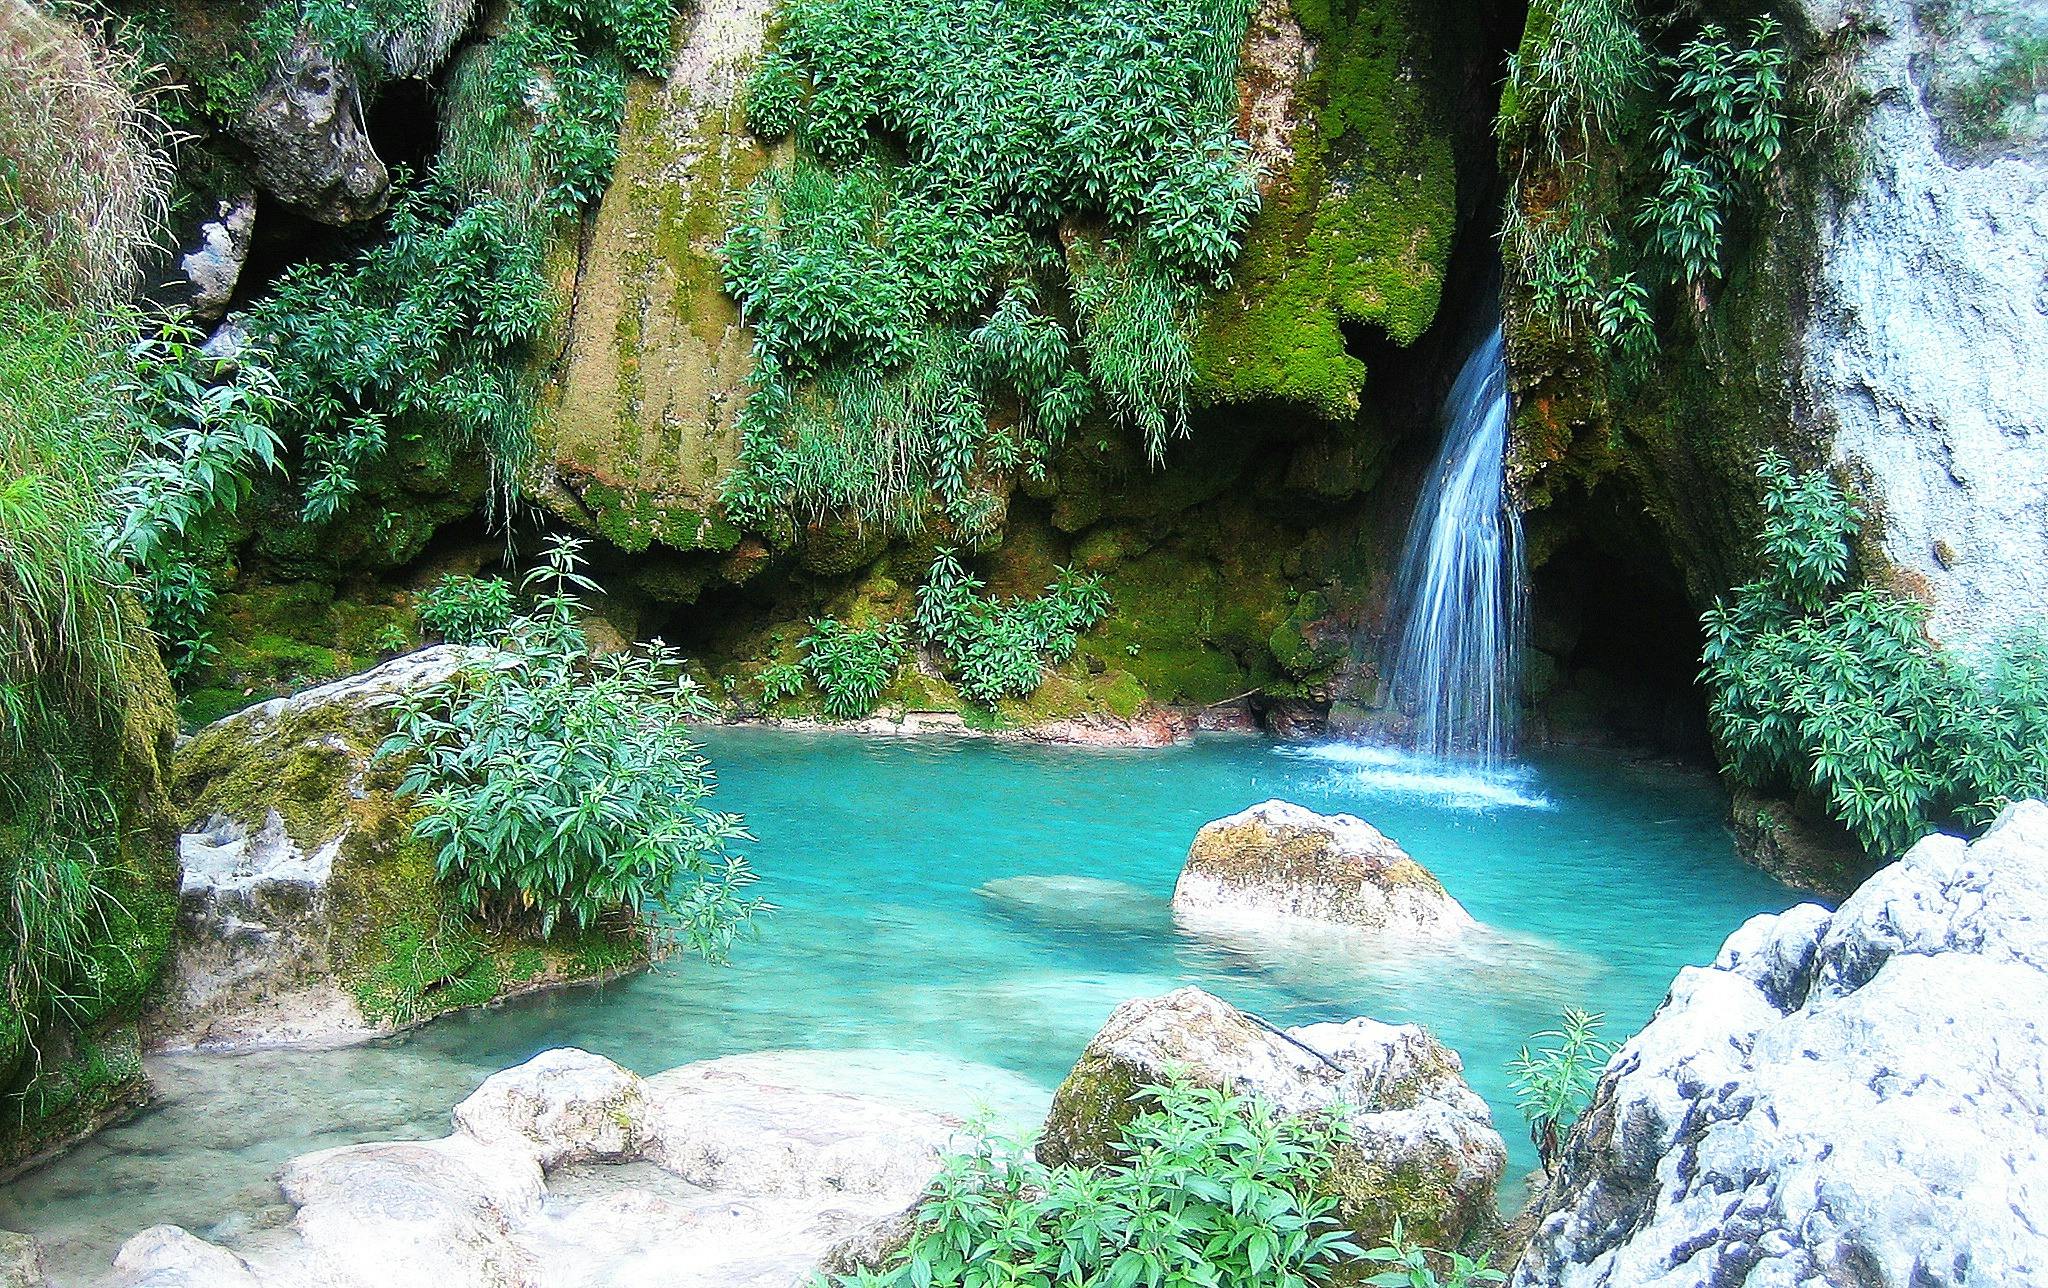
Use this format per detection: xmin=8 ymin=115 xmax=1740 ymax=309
xmin=1385 ymin=326 xmax=1526 ymax=767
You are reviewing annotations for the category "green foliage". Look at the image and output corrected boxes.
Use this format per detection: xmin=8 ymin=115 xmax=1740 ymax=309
xmin=384 ymin=535 xmax=763 ymax=954
xmin=417 ymin=574 xmax=516 ymax=646
xmin=1502 ymin=1 xmax=1788 ymax=362
xmin=825 ymin=1080 xmax=1360 ymax=1288
xmin=1507 ymin=1008 xmax=1615 ymax=1171
xmin=1943 ymin=29 xmax=2048 ymax=150
xmin=1638 ymin=19 xmax=1788 ymax=286
xmin=757 ymin=659 xmax=806 ymax=704
xmin=799 ymin=616 xmax=907 ymax=720
xmin=1702 ymin=455 xmax=2048 ymax=857
xmin=112 ymin=320 xmax=286 ymax=677
xmin=720 ymin=0 xmax=1258 ymax=531
xmin=916 ymin=549 xmax=1112 ymax=706
xmin=1364 ymin=1219 xmax=1505 ymax=1288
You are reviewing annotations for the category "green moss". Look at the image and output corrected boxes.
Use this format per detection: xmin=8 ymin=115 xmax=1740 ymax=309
xmin=1192 ymin=0 xmax=1459 ymax=416
xmin=1 ymin=1025 xmax=150 ymax=1173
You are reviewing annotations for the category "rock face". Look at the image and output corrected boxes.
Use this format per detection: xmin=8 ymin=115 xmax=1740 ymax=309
xmin=235 ymin=42 xmax=389 ymax=224
xmin=176 ymin=193 xmax=255 ymax=322
xmin=533 ymin=0 xmax=775 ymax=555
xmin=1173 ymin=800 xmax=1476 ymax=934
xmin=152 ymin=647 xmax=644 ymax=1050
xmin=110 ymin=1048 xmax=954 ymax=1288
xmin=1806 ymin=0 xmax=2048 ymax=642
xmin=0 ymin=1232 xmax=44 ymax=1288
xmin=1513 ymin=800 xmax=2048 ymax=1287
xmin=1040 ymin=988 xmax=1505 ymax=1258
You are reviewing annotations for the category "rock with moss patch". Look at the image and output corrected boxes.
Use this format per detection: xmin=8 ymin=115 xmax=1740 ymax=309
xmin=110 ymin=1048 xmax=954 ymax=1288
xmin=151 ymin=647 xmax=646 ymax=1051
xmin=1173 ymin=800 xmax=1476 ymax=936
xmin=1039 ymin=987 xmax=1504 ymax=1263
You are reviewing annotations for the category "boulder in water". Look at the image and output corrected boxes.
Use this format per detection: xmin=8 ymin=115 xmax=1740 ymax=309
xmin=1172 ymin=799 xmax=1475 ymax=935
xmin=152 ymin=647 xmax=647 ymax=1051
xmin=975 ymin=874 xmax=1159 ymax=935
xmin=0 ymin=1232 xmax=45 ymax=1288
xmin=1038 ymin=987 xmax=1505 ymax=1255
xmin=110 ymin=1048 xmax=954 ymax=1288
xmin=1511 ymin=801 xmax=2048 ymax=1286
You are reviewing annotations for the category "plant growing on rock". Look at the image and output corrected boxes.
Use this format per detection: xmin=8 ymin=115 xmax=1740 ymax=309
xmin=915 ymin=549 xmax=1112 ymax=706
xmin=1365 ymin=1219 xmax=1506 ymax=1288
xmin=1507 ymin=1008 xmax=1615 ymax=1170
xmin=799 ymin=617 xmax=907 ymax=721
xmin=384 ymin=535 xmax=763 ymax=957
xmin=416 ymin=574 xmax=516 ymax=646
xmin=1702 ymin=454 xmax=2048 ymax=856
xmin=825 ymin=1080 xmax=1360 ymax=1288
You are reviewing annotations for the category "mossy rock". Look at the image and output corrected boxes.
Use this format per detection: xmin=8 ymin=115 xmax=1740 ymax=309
xmin=0 ymin=602 xmax=180 ymax=1171
xmin=1039 ymin=988 xmax=1505 ymax=1270
xmin=156 ymin=648 xmax=647 ymax=1048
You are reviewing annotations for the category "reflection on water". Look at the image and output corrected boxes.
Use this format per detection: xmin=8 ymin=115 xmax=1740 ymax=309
xmin=0 ymin=730 xmax=1796 ymax=1284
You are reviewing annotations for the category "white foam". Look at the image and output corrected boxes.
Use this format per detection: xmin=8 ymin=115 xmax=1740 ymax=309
xmin=1280 ymin=743 xmax=1553 ymax=811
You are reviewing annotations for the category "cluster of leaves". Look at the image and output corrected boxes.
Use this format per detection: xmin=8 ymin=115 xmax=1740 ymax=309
xmin=111 ymin=321 xmax=285 ymax=677
xmin=915 ymin=549 xmax=1111 ymax=705
xmin=826 ymin=1080 xmax=1360 ymax=1288
xmin=720 ymin=0 xmax=1259 ymax=533
xmin=1702 ymin=455 xmax=2048 ymax=857
xmin=1500 ymin=1 xmax=1789 ymax=366
xmin=798 ymin=617 xmax=908 ymax=720
xmin=383 ymin=536 xmax=764 ymax=955
xmin=416 ymin=573 xmax=516 ymax=646
xmin=1506 ymin=1008 xmax=1615 ymax=1171
xmin=1364 ymin=1220 xmax=1505 ymax=1288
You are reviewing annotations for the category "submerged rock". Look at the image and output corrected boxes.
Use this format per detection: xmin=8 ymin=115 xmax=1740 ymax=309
xmin=975 ymin=874 xmax=1160 ymax=935
xmin=235 ymin=42 xmax=388 ymax=225
xmin=1172 ymin=799 xmax=1475 ymax=935
xmin=1039 ymin=987 xmax=1505 ymax=1257
xmin=151 ymin=647 xmax=645 ymax=1051
xmin=0 ymin=1232 xmax=45 ymax=1288
xmin=1512 ymin=800 xmax=2048 ymax=1286
xmin=110 ymin=1048 xmax=954 ymax=1288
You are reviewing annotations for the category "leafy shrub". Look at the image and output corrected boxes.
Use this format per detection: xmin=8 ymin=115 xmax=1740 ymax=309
xmin=384 ymin=536 xmax=762 ymax=955
xmin=719 ymin=0 xmax=1259 ymax=532
xmin=756 ymin=660 xmax=806 ymax=705
xmin=915 ymin=549 xmax=1112 ymax=705
xmin=1702 ymin=455 xmax=2048 ymax=856
xmin=1507 ymin=1008 xmax=1615 ymax=1170
xmin=417 ymin=574 xmax=516 ymax=646
xmin=825 ymin=1080 xmax=1360 ymax=1288
xmin=111 ymin=320 xmax=286 ymax=676
xmin=799 ymin=617 xmax=907 ymax=720
xmin=1365 ymin=1219 xmax=1505 ymax=1288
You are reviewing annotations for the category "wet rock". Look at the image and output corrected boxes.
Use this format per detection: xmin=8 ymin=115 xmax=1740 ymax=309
xmin=1172 ymin=799 xmax=1475 ymax=934
xmin=110 ymin=1049 xmax=955 ymax=1288
xmin=1511 ymin=801 xmax=2048 ymax=1286
xmin=151 ymin=647 xmax=643 ymax=1051
xmin=1728 ymin=784 xmax=1875 ymax=899
xmin=372 ymin=0 xmax=482 ymax=78
xmin=975 ymin=874 xmax=1159 ymax=935
xmin=236 ymin=42 xmax=388 ymax=224
xmin=176 ymin=193 xmax=255 ymax=322
xmin=1039 ymin=987 xmax=1505 ymax=1255
xmin=0 ymin=1232 xmax=45 ymax=1288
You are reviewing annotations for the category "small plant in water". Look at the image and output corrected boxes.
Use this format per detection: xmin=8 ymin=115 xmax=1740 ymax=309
xmin=383 ymin=534 xmax=764 ymax=959
xmin=1508 ymin=1008 xmax=1616 ymax=1170
xmin=1365 ymin=1218 xmax=1507 ymax=1287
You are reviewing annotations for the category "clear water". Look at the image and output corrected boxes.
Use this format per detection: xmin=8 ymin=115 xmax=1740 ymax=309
xmin=0 ymin=728 xmax=1796 ymax=1284
xmin=1387 ymin=326 xmax=1527 ymax=766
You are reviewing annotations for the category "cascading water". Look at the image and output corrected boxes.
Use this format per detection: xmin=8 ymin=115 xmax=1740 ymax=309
xmin=1384 ymin=325 xmax=1526 ymax=767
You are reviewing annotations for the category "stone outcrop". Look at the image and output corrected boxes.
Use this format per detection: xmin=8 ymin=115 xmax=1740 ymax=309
xmin=532 ymin=0 xmax=775 ymax=555
xmin=235 ymin=42 xmax=389 ymax=224
xmin=176 ymin=192 xmax=255 ymax=322
xmin=0 ymin=1233 xmax=44 ymax=1288
xmin=152 ymin=647 xmax=644 ymax=1051
xmin=1512 ymin=800 xmax=2048 ymax=1286
xmin=1806 ymin=0 xmax=2048 ymax=642
xmin=1040 ymin=987 xmax=1505 ymax=1258
xmin=110 ymin=1048 xmax=954 ymax=1288
xmin=1172 ymin=800 xmax=1476 ymax=934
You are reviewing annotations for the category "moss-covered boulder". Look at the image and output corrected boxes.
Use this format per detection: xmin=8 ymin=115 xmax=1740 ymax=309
xmin=151 ymin=647 xmax=645 ymax=1049
xmin=530 ymin=0 xmax=777 ymax=554
xmin=1038 ymin=988 xmax=1505 ymax=1267
xmin=1172 ymin=799 xmax=1476 ymax=934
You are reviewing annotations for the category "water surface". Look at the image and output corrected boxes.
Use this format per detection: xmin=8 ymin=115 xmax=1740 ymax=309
xmin=0 ymin=728 xmax=1798 ymax=1283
